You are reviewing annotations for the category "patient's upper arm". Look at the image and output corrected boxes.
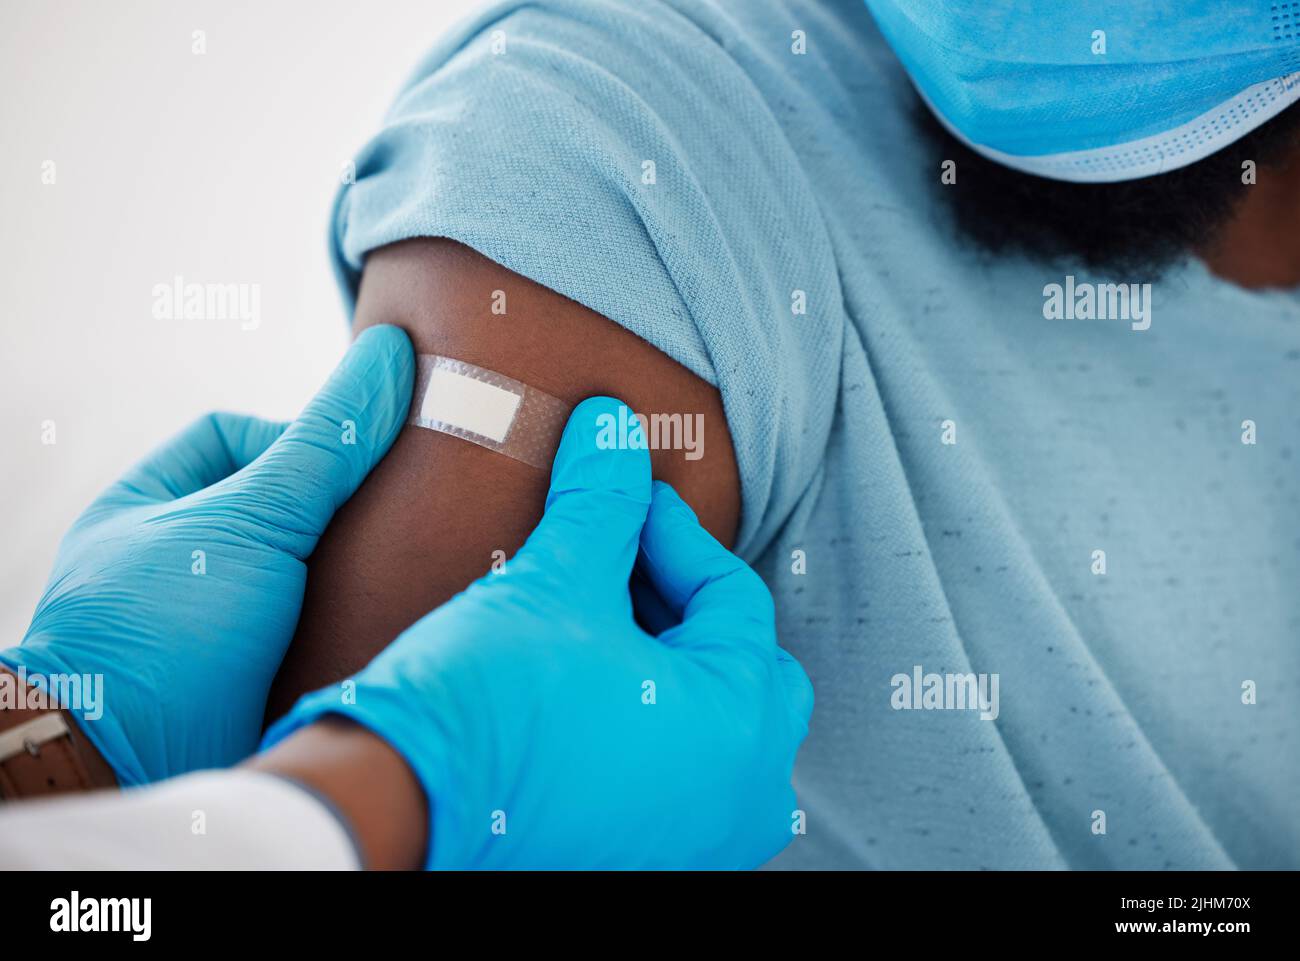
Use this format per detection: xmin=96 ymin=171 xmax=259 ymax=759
xmin=266 ymin=238 xmax=739 ymax=721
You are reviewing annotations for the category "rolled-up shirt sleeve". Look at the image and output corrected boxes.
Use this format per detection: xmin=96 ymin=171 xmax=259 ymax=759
xmin=330 ymin=0 xmax=844 ymax=560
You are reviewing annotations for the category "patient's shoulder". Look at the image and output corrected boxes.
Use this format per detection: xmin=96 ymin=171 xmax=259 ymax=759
xmin=355 ymin=237 xmax=740 ymax=547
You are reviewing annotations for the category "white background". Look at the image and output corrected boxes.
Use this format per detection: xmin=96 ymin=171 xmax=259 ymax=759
xmin=0 ymin=0 xmax=481 ymax=642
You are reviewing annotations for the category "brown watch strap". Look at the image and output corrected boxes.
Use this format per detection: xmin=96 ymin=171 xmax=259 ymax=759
xmin=0 ymin=668 xmax=118 ymax=800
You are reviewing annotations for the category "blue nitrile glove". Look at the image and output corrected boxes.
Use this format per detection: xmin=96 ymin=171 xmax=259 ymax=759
xmin=264 ymin=395 xmax=814 ymax=869
xmin=0 ymin=325 xmax=414 ymax=786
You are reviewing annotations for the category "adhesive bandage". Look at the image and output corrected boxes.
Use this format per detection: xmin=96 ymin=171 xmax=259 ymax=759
xmin=407 ymin=355 xmax=572 ymax=469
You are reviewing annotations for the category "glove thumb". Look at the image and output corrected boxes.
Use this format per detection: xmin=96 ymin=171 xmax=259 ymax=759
xmin=237 ymin=324 xmax=415 ymax=558
xmin=512 ymin=396 xmax=652 ymax=602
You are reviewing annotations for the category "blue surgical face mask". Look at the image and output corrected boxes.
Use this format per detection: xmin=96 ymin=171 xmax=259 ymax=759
xmin=863 ymin=0 xmax=1300 ymax=181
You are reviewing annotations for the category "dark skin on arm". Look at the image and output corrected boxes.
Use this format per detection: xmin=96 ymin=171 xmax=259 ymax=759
xmin=265 ymin=237 xmax=741 ymax=723
xmin=248 ymin=716 xmax=427 ymax=870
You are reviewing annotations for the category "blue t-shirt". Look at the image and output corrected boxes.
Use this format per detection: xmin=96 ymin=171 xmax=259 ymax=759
xmin=331 ymin=0 xmax=1300 ymax=868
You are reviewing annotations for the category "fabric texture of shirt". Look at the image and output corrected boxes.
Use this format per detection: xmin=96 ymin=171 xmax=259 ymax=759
xmin=330 ymin=0 xmax=1300 ymax=869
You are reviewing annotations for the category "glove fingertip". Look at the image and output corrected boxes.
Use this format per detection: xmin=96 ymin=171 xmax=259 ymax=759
xmin=353 ymin=323 xmax=417 ymax=428
xmin=547 ymin=396 xmax=652 ymax=512
xmin=650 ymin=479 xmax=699 ymax=522
xmin=354 ymin=322 xmax=414 ymax=368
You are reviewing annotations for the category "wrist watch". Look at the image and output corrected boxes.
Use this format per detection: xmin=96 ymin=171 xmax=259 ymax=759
xmin=0 ymin=668 xmax=118 ymax=800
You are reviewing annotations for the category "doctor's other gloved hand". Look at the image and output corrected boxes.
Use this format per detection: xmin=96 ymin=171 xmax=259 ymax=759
xmin=263 ymin=396 xmax=813 ymax=870
xmin=0 ymin=325 xmax=415 ymax=786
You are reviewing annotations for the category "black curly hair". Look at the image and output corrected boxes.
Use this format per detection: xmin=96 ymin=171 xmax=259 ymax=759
xmin=914 ymin=100 xmax=1300 ymax=274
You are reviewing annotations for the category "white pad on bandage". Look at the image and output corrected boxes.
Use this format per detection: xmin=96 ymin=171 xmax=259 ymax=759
xmin=407 ymin=355 xmax=571 ymax=469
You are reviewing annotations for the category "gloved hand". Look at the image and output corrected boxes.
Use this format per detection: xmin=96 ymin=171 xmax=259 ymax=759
xmin=0 ymin=325 xmax=414 ymax=786
xmin=265 ymin=396 xmax=814 ymax=869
